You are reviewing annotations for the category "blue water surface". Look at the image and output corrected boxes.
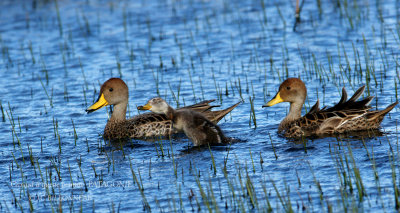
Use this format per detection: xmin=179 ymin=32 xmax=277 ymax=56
xmin=0 ymin=0 xmax=399 ymax=212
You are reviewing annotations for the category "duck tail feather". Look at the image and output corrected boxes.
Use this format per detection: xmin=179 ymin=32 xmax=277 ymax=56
xmin=338 ymin=87 xmax=348 ymax=105
xmin=329 ymin=87 xmax=348 ymax=110
xmin=306 ymin=100 xmax=320 ymax=115
xmin=206 ymin=101 xmax=241 ymax=124
xmin=182 ymin=99 xmax=219 ymax=112
xmin=353 ymin=96 xmax=374 ymax=108
xmin=367 ymin=101 xmax=398 ymax=120
xmin=328 ymin=85 xmax=368 ymax=112
xmin=348 ymin=85 xmax=366 ymax=102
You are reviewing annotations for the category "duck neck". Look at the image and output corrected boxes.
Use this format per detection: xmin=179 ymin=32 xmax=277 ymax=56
xmin=289 ymin=101 xmax=303 ymax=119
xmin=164 ymin=105 xmax=176 ymax=121
xmin=287 ymin=101 xmax=303 ymax=121
xmin=110 ymin=101 xmax=127 ymax=122
xmin=280 ymin=101 xmax=303 ymax=129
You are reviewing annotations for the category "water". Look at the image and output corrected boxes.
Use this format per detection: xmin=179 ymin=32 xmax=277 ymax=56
xmin=1 ymin=0 xmax=399 ymax=212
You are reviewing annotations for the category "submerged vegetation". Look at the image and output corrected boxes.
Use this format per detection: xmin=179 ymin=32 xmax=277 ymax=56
xmin=0 ymin=0 xmax=399 ymax=212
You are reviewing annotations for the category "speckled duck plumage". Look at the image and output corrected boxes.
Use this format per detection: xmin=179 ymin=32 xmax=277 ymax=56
xmin=263 ymin=78 xmax=398 ymax=138
xmin=86 ymin=78 xmax=240 ymax=140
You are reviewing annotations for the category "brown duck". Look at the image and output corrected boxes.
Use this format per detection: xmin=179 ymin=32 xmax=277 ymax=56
xmin=138 ymin=97 xmax=227 ymax=146
xmin=86 ymin=78 xmax=240 ymax=140
xmin=263 ymin=78 xmax=398 ymax=138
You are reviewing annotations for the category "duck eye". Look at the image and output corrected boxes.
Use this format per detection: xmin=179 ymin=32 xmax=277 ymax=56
xmin=286 ymin=86 xmax=291 ymax=90
xmin=109 ymin=88 xmax=113 ymax=92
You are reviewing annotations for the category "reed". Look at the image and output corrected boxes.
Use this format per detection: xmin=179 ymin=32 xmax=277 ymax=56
xmin=268 ymin=133 xmax=278 ymax=160
xmin=28 ymin=41 xmax=35 ymax=64
xmin=54 ymin=0 xmax=63 ymax=36
xmin=249 ymin=96 xmax=257 ymax=128
xmin=0 ymin=100 xmax=5 ymax=122
xmin=39 ymin=78 xmax=53 ymax=107
xmin=169 ymin=138 xmax=177 ymax=178
xmin=77 ymin=157 xmax=88 ymax=192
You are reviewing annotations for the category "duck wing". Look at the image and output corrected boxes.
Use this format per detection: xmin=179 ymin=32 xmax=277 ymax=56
xmin=299 ymin=108 xmax=369 ymax=132
xmin=125 ymin=112 xmax=174 ymax=138
xmin=179 ymin=100 xmax=241 ymax=124
xmin=202 ymin=101 xmax=241 ymax=124
xmin=298 ymin=86 xmax=397 ymax=135
xmin=296 ymin=86 xmax=367 ymax=133
xmin=179 ymin=99 xmax=219 ymax=112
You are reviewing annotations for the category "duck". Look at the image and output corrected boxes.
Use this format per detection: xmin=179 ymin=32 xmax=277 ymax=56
xmin=86 ymin=78 xmax=240 ymax=140
xmin=262 ymin=78 xmax=398 ymax=138
xmin=138 ymin=97 xmax=227 ymax=146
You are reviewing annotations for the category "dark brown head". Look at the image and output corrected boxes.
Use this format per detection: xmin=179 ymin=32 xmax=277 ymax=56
xmin=86 ymin=78 xmax=129 ymax=113
xmin=262 ymin=78 xmax=307 ymax=107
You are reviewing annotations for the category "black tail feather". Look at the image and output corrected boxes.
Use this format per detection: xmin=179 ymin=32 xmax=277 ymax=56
xmin=324 ymin=85 xmax=371 ymax=112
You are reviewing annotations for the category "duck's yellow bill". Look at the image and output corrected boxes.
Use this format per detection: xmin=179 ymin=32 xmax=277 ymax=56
xmin=262 ymin=92 xmax=283 ymax=107
xmin=137 ymin=104 xmax=152 ymax=110
xmin=86 ymin=93 xmax=109 ymax=113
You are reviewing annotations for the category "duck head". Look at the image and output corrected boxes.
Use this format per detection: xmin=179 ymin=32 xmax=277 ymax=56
xmin=263 ymin=78 xmax=307 ymax=107
xmin=137 ymin=97 xmax=170 ymax=115
xmin=86 ymin=78 xmax=129 ymax=113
